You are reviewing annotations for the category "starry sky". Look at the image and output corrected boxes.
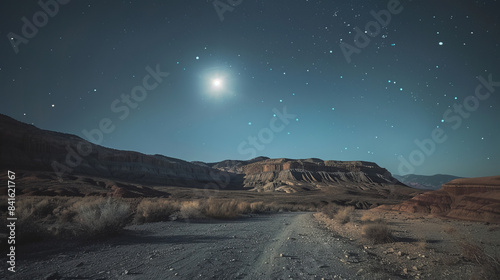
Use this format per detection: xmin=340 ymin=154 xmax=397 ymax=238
xmin=1 ymin=0 xmax=499 ymax=178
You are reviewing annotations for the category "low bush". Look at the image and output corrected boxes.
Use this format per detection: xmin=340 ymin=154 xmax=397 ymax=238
xmin=321 ymin=204 xmax=340 ymax=219
xmin=202 ymin=198 xmax=242 ymax=219
xmin=179 ymin=200 xmax=203 ymax=220
xmin=134 ymin=199 xmax=180 ymax=224
xmin=459 ymin=240 xmax=500 ymax=279
xmin=76 ymin=198 xmax=130 ymax=238
xmin=335 ymin=206 xmax=354 ymax=224
xmin=360 ymin=211 xmax=383 ymax=223
xmin=362 ymin=221 xmax=394 ymax=244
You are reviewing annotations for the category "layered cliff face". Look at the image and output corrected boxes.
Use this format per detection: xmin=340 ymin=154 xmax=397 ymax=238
xmin=239 ymin=158 xmax=407 ymax=192
xmin=0 ymin=114 xmax=241 ymax=193
xmin=380 ymin=176 xmax=500 ymax=223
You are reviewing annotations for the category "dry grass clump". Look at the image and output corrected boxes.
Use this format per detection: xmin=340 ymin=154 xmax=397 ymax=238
xmin=202 ymin=198 xmax=242 ymax=219
xmin=13 ymin=196 xmax=132 ymax=241
xmin=134 ymin=199 xmax=180 ymax=223
xmin=15 ymin=197 xmax=85 ymax=242
xmin=321 ymin=204 xmax=340 ymax=219
xmin=362 ymin=220 xmax=394 ymax=244
xmin=335 ymin=206 xmax=354 ymax=224
xmin=16 ymin=197 xmax=55 ymax=219
xmin=360 ymin=211 xmax=384 ymax=223
xmin=179 ymin=200 xmax=203 ymax=219
xmin=458 ymin=240 xmax=500 ymax=279
xmin=6 ymin=195 xmax=315 ymax=245
xmin=176 ymin=198 xmax=308 ymax=220
xmin=321 ymin=204 xmax=354 ymax=224
xmin=249 ymin=201 xmax=271 ymax=213
xmin=75 ymin=198 xmax=130 ymax=238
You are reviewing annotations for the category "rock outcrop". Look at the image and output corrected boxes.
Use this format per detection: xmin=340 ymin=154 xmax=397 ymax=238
xmin=380 ymin=176 xmax=500 ymax=223
xmin=239 ymin=158 xmax=408 ymax=193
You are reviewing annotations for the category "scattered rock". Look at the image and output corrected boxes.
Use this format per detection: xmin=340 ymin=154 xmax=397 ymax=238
xmin=356 ymin=268 xmax=364 ymax=276
xmin=45 ymin=272 xmax=61 ymax=280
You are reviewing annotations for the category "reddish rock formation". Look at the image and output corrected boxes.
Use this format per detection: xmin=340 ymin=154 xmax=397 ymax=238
xmin=240 ymin=158 xmax=410 ymax=194
xmin=380 ymin=176 xmax=500 ymax=223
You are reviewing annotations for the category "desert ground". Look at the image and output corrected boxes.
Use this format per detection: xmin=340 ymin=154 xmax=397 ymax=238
xmin=315 ymin=208 xmax=500 ymax=279
xmin=3 ymin=203 xmax=499 ymax=280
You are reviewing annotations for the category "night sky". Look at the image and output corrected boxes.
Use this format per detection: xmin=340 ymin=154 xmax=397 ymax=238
xmin=1 ymin=0 xmax=499 ymax=178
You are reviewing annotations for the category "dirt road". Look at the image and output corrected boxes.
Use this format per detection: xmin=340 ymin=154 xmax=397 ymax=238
xmin=11 ymin=213 xmax=382 ymax=279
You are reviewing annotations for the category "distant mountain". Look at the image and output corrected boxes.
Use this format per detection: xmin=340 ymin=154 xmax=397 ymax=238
xmin=393 ymin=174 xmax=462 ymax=190
xmin=192 ymin=156 xmax=270 ymax=174
xmin=0 ymin=113 xmax=415 ymax=202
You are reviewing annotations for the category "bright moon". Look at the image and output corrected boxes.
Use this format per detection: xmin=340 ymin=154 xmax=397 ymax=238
xmin=212 ymin=78 xmax=222 ymax=88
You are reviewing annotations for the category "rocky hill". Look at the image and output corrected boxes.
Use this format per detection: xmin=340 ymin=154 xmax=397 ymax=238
xmin=393 ymin=174 xmax=462 ymax=190
xmin=0 ymin=114 xmax=242 ymax=196
xmin=0 ymin=113 xmax=415 ymax=201
xmin=379 ymin=176 xmax=500 ymax=223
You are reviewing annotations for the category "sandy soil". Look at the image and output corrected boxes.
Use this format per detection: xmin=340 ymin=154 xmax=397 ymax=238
xmin=315 ymin=210 xmax=500 ymax=279
xmin=5 ymin=212 xmax=386 ymax=280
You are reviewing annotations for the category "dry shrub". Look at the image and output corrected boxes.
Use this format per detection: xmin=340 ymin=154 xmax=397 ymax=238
xmin=335 ymin=206 xmax=354 ymax=224
xmin=202 ymin=198 xmax=242 ymax=219
xmin=12 ymin=196 xmax=132 ymax=241
xmin=459 ymin=240 xmax=500 ymax=278
xmin=460 ymin=240 xmax=485 ymax=264
xmin=360 ymin=211 xmax=383 ymax=223
xmin=236 ymin=201 xmax=251 ymax=213
xmin=444 ymin=226 xmax=457 ymax=235
xmin=134 ymin=199 xmax=180 ymax=224
xmin=15 ymin=197 xmax=59 ymax=242
xmin=17 ymin=197 xmax=55 ymax=220
xmin=179 ymin=200 xmax=203 ymax=219
xmin=76 ymin=198 xmax=130 ymax=238
xmin=250 ymin=201 xmax=269 ymax=213
xmin=362 ymin=221 xmax=394 ymax=244
xmin=321 ymin=204 xmax=340 ymax=219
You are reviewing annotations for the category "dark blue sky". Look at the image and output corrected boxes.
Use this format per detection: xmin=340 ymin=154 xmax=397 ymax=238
xmin=1 ymin=0 xmax=499 ymax=177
